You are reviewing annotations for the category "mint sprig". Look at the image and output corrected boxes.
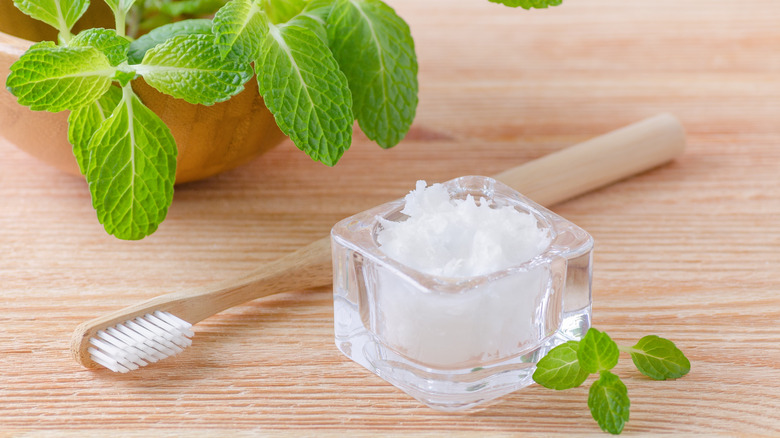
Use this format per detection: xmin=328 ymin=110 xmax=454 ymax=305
xmin=489 ymin=0 xmax=562 ymax=9
xmin=533 ymin=328 xmax=690 ymax=434
xmin=6 ymin=0 xmax=558 ymax=239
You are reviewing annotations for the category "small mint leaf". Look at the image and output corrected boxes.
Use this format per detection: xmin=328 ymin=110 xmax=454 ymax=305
xmin=578 ymin=328 xmax=620 ymax=373
xmin=533 ymin=341 xmax=589 ymax=390
xmin=12 ymin=0 xmax=89 ymax=33
xmin=6 ymin=45 xmax=115 ymax=112
xmin=87 ymin=86 xmax=177 ymax=240
xmin=488 ymin=0 xmax=562 ymax=9
xmin=588 ymin=371 xmax=630 ymax=435
xmin=328 ymin=0 xmax=418 ymax=149
xmin=256 ymin=20 xmax=353 ymax=166
xmin=113 ymin=69 xmax=136 ymax=86
xmin=629 ymin=335 xmax=691 ymax=381
xmin=127 ymin=19 xmax=213 ymax=65
xmin=212 ymin=0 xmax=268 ymax=60
xmin=70 ymin=28 xmax=130 ymax=66
xmin=67 ymin=85 xmax=122 ymax=174
xmin=138 ymin=34 xmax=253 ymax=105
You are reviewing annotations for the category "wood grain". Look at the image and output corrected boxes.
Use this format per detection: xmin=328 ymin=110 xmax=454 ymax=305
xmin=1 ymin=0 xmax=779 ymax=435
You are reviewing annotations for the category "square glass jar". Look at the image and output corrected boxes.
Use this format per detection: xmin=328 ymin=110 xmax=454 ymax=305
xmin=331 ymin=176 xmax=593 ymax=411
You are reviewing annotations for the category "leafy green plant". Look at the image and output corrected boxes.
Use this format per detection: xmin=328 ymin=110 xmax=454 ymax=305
xmin=6 ymin=0 xmax=561 ymax=239
xmin=533 ymin=328 xmax=691 ymax=434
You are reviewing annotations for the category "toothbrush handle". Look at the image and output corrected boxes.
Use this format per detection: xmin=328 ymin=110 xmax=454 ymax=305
xmin=495 ymin=113 xmax=686 ymax=206
xmin=72 ymin=237 xmax=332 ymax=367
xmin=140 ymin=236 xmax=333 ymax=324
xmin=72 ymin=113 xmax=685 ymax=368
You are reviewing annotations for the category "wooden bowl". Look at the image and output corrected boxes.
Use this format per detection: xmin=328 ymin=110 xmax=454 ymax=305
xmin=0 ymin=2 xmax=286 ymax=183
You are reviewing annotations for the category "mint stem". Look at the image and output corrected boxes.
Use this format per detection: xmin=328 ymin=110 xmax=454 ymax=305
xmin=115 ymin=10 xmax=127 ymax=38
xmin=58 ymin=29 xmax=72 ymax=45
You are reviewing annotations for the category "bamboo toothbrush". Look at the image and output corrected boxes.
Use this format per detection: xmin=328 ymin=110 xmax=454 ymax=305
xmin=72 ymin=113 xmax=686 ymax=372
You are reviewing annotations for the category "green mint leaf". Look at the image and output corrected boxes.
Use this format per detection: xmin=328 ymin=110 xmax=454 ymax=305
xmin=70 ymin=28 xmax=130 ymax=66
xmin=137 ymin=13 xmax=176 ymax=33
xmin=301 ymin=0 xmax=333 ymax=23
xmin=299 ymin=0 xmax=333 ymax=40
xmin=6 ymin=45 xmax=115 ymax=112
xmin=159 ymin=0 xmax=226 ymax=17
xmin=256 ymin=20 xmax=353 ymax=166
xmin=12 ymin=0 xmax=89 ymax=33
xmin=288 ymin=14 xmax=327 ymax=44
xmin=628 ymin=335 xmax=691 ymax=381
xmin=588 ymin=371 xmax=630 ymax=435
xmin=86 ymin=86 xmax=177 ymax=240
xmin=113 ymin=69 xmax=136 ymax=86
xmin=328 ymin=0 xmax=418 ymax=148
xmin=212 ymin=0 xmax=268 ymax=60
xmin=298 ymin=1 xmax=332 ymax=45
xmin=262 ymin=0 xmax=307 ymax=24
xmin=578 ymin=328 xmax=620 ymax=373
xmin=28 ymin=41 xmax=58 ymax=50
xmin=137 ymin=34 xmax=253 ymax=105
xmin=127 ymin=19 xmax=213 ymax=64
xmin=533 ymin=341 xmax=590 ymax=390
xmin=67 ymin=85 xmax=123 ymax=174
xmin=488 ymin=0 xmax=562 ymax=9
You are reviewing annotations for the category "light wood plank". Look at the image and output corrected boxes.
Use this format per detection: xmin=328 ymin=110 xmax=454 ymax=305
xmin=1 ymin=0 xmax=779 ymax=434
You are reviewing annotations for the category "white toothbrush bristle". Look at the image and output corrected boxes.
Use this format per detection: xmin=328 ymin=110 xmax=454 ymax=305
xmin=89 ymin=311 xmax=193 ymax=373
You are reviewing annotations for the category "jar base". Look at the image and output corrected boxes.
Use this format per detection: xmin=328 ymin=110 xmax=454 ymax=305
xmin=335 ymin=295 xmax=591 ymax=411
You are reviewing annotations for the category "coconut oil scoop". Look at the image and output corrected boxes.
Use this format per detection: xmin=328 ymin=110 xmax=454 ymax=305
xmin=376 ymin=180 xmax=553 ymax=278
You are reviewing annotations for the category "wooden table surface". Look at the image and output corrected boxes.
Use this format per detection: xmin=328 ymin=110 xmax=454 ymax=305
xmin=2 ymin=0 xmax=780 ymax=435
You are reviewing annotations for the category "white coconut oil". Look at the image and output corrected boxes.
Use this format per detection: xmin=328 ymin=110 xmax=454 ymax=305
xmin=373 ymin=181 xmax=553 ymax=368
